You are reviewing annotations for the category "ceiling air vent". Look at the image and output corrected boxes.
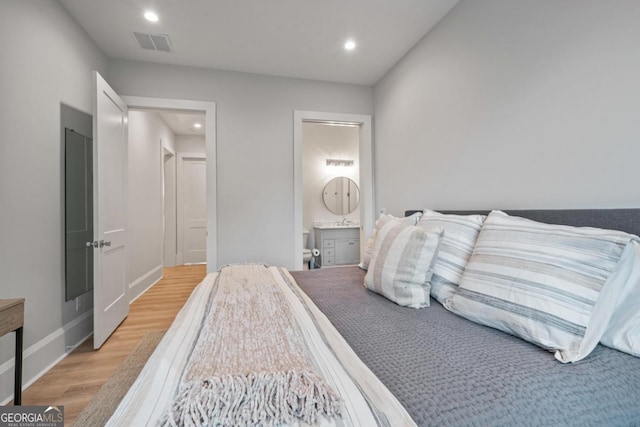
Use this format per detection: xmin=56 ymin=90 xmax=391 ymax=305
xmin=133 ymin=32 xmax=172 ymax=52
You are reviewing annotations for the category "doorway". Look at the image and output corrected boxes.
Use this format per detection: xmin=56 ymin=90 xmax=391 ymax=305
xmin=125 ymin=107 xmax=208 ymax=306
xmin=123 ymin=96 xmax=217 ymax=273
xmin=293 ymin=111 xmax=374 ymax=270
xmin=91 ymin=77 xmax=217 ymax=348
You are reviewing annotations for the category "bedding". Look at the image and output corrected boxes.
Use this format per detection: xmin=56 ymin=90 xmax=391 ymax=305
xmin=360 ymin=212 xmax=422 ymax=270
xmin=416 ymin=210 xmax=485 ymax=304
xmin=601 ymin=240 xmax=640 ymax=356
xmin=160 ymin=264 xmax=342 ymax=426
xmin=108 ymin=265 xmax=415 ymax=427
xmin=293 ymin=266 xmax=640 ymax=426
xmin=446 ymin=210 xmax=638 ymax=363
xmin=364 ymin=217 xmax=443 ymax=308
xmin=107 ymin=209 xmax=640 ymax=426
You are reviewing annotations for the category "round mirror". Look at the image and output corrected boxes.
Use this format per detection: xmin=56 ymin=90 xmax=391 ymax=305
xmin=322 ymin=177 xmax=360 ymax=215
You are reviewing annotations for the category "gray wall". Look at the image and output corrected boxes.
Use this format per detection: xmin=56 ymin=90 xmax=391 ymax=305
xmin=0 ymin=0 xmax=108 ymax=402
xmin=374 ymin=0 xmax=640 ymax=216
xmin=108 ymin=60 xmax=373 ymax=269
xmin=127 ymin=111 xmax=176 ymax=300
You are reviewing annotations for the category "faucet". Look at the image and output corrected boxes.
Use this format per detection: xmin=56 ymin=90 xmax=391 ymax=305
xmin=342 ymin=217 xmax=347 ymax=225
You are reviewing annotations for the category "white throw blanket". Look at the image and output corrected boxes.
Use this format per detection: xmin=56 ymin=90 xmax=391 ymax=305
xmin=160 ymin=264 xmax=341 ymax=426
xmin=107 ymin=266 xmax=416 ymax=427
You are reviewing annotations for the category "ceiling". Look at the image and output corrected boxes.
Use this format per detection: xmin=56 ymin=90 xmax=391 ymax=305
xmin=59 ymin=0 xmax=459 ymax=86
xmin=157 ymin=111 xmax=205 ymax=136
xmin=130 ymin=109 xmax=205 ymax=135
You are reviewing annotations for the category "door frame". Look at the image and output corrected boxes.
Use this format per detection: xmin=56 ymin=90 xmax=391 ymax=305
xmin=293 ymin=110 xmax=374 ymax=270
xmin=176 ymin=152 xmax=207 ymax=265
xmin=122 ymin=96 xmax=218 ymax=272
xmin=162 ymin=146 xmax=176 ymax=267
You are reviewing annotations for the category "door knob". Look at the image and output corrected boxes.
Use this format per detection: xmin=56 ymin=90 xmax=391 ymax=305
xmin=99 ymin=240 xmax=112 ymax=248
xmin=86 ymin=241 xmax=99 ymax=248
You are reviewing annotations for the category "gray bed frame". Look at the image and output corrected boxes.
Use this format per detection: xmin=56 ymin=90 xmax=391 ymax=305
xmin=405 ymin=208 xmax=640 ymax=237
xmin=292 ymin=208 xmax=640 ymax=426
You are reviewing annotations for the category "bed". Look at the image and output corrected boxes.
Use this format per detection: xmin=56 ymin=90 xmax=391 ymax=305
xmin=108 ymin=209 xmax=640 ymax=426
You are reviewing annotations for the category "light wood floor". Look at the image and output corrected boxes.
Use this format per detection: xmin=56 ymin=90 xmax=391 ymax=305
xmin=19 ymin=264 xmax=206 ymax=426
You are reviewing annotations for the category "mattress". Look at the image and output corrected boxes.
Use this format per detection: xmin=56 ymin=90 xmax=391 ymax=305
xmin=292 ymin=266 xmax=640 ymax=427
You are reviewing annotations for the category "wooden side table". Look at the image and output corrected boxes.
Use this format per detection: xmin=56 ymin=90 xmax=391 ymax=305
xmin=0 ymin=299 xmax=24 ymax=405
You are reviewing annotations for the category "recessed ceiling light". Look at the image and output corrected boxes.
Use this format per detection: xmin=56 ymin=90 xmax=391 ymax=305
xmin=144 ymin=11 xmax=159 ymax=22
xmin=344 ymin=40 xmax=356 ymax=51
xmin=193 ymin=122 xmax=202 ymax=129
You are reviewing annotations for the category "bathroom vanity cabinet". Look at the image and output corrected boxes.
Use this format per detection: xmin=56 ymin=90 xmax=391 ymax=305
xmin=314 ymin=227 xmax=360 ymax=267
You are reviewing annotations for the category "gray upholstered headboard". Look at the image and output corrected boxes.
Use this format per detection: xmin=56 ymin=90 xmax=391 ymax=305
xmin=404 ymin=209 xmax=640 ymax=237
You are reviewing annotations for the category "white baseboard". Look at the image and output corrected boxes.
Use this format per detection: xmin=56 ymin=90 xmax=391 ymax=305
xmin=129 ymin=264 xmax=163 ymax=303
xmin=0 ymin=310 xmax=93 ymax=405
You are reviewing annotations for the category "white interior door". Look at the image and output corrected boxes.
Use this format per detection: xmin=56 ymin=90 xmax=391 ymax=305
xmin=177 ymin=154 xmax=206 ymax=264
xmin=93 ymin=71 xmax=129 ymax=349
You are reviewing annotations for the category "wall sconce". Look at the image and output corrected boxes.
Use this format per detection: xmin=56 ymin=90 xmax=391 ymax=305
xmin=326 ymin=158 xmax=354 ymax=167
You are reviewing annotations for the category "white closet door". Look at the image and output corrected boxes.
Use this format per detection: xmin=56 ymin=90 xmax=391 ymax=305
xmin=177 ymin=154 xmax=206 ymax=264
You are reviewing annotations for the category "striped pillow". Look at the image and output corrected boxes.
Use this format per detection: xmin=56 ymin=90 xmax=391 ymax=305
xmin=417 ymin=210 xmax=485 ymax=304
xmin=600 ymin=240 xmax=640 ymax=357
xmin=446 ymin=210 xmax=636 ymax=363
xmin=364 ymin=218 xmax=443 ymax=308
xmin=360 ymin=212 xmax=422 ymax=270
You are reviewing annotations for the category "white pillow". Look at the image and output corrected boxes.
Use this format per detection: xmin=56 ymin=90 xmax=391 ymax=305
xmin=601 ymin=240 xmax=640 ymax=357
xmin=364 ymin=218 xmax=443 ymax=308
xmin=417 ymin=210 xmax=485 ymax=304
xmin=446 ymin=210 xmax=637 ymax=363
xmin=359 ymin=212 xmax=422 ymax=270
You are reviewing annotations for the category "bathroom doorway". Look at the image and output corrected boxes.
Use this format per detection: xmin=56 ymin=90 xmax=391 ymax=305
xmin=301 ymin=122 xmax=360 ymax=269
xmin=293 ymin=111 xmax=374 ymax=271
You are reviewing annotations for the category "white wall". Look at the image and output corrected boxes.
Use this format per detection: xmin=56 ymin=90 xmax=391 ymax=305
xmin=0 ymin=0 xmax=108 ymax=403
xmin=302 ymin=123 xmax=360 ymax=245
xmin=108 ymin=60 xmax=373 ymax=269
xmin=176 ymin=135 xmax=206 ymax=155
xmin=374 ymin=0 xmax=640 ymax=216
xmin=127 ymin=111 xmax=176 ymax=300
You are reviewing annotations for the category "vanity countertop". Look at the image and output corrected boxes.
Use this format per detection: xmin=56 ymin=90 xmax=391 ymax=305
xmin=313 ymin=219 xmax=360 ymax=230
